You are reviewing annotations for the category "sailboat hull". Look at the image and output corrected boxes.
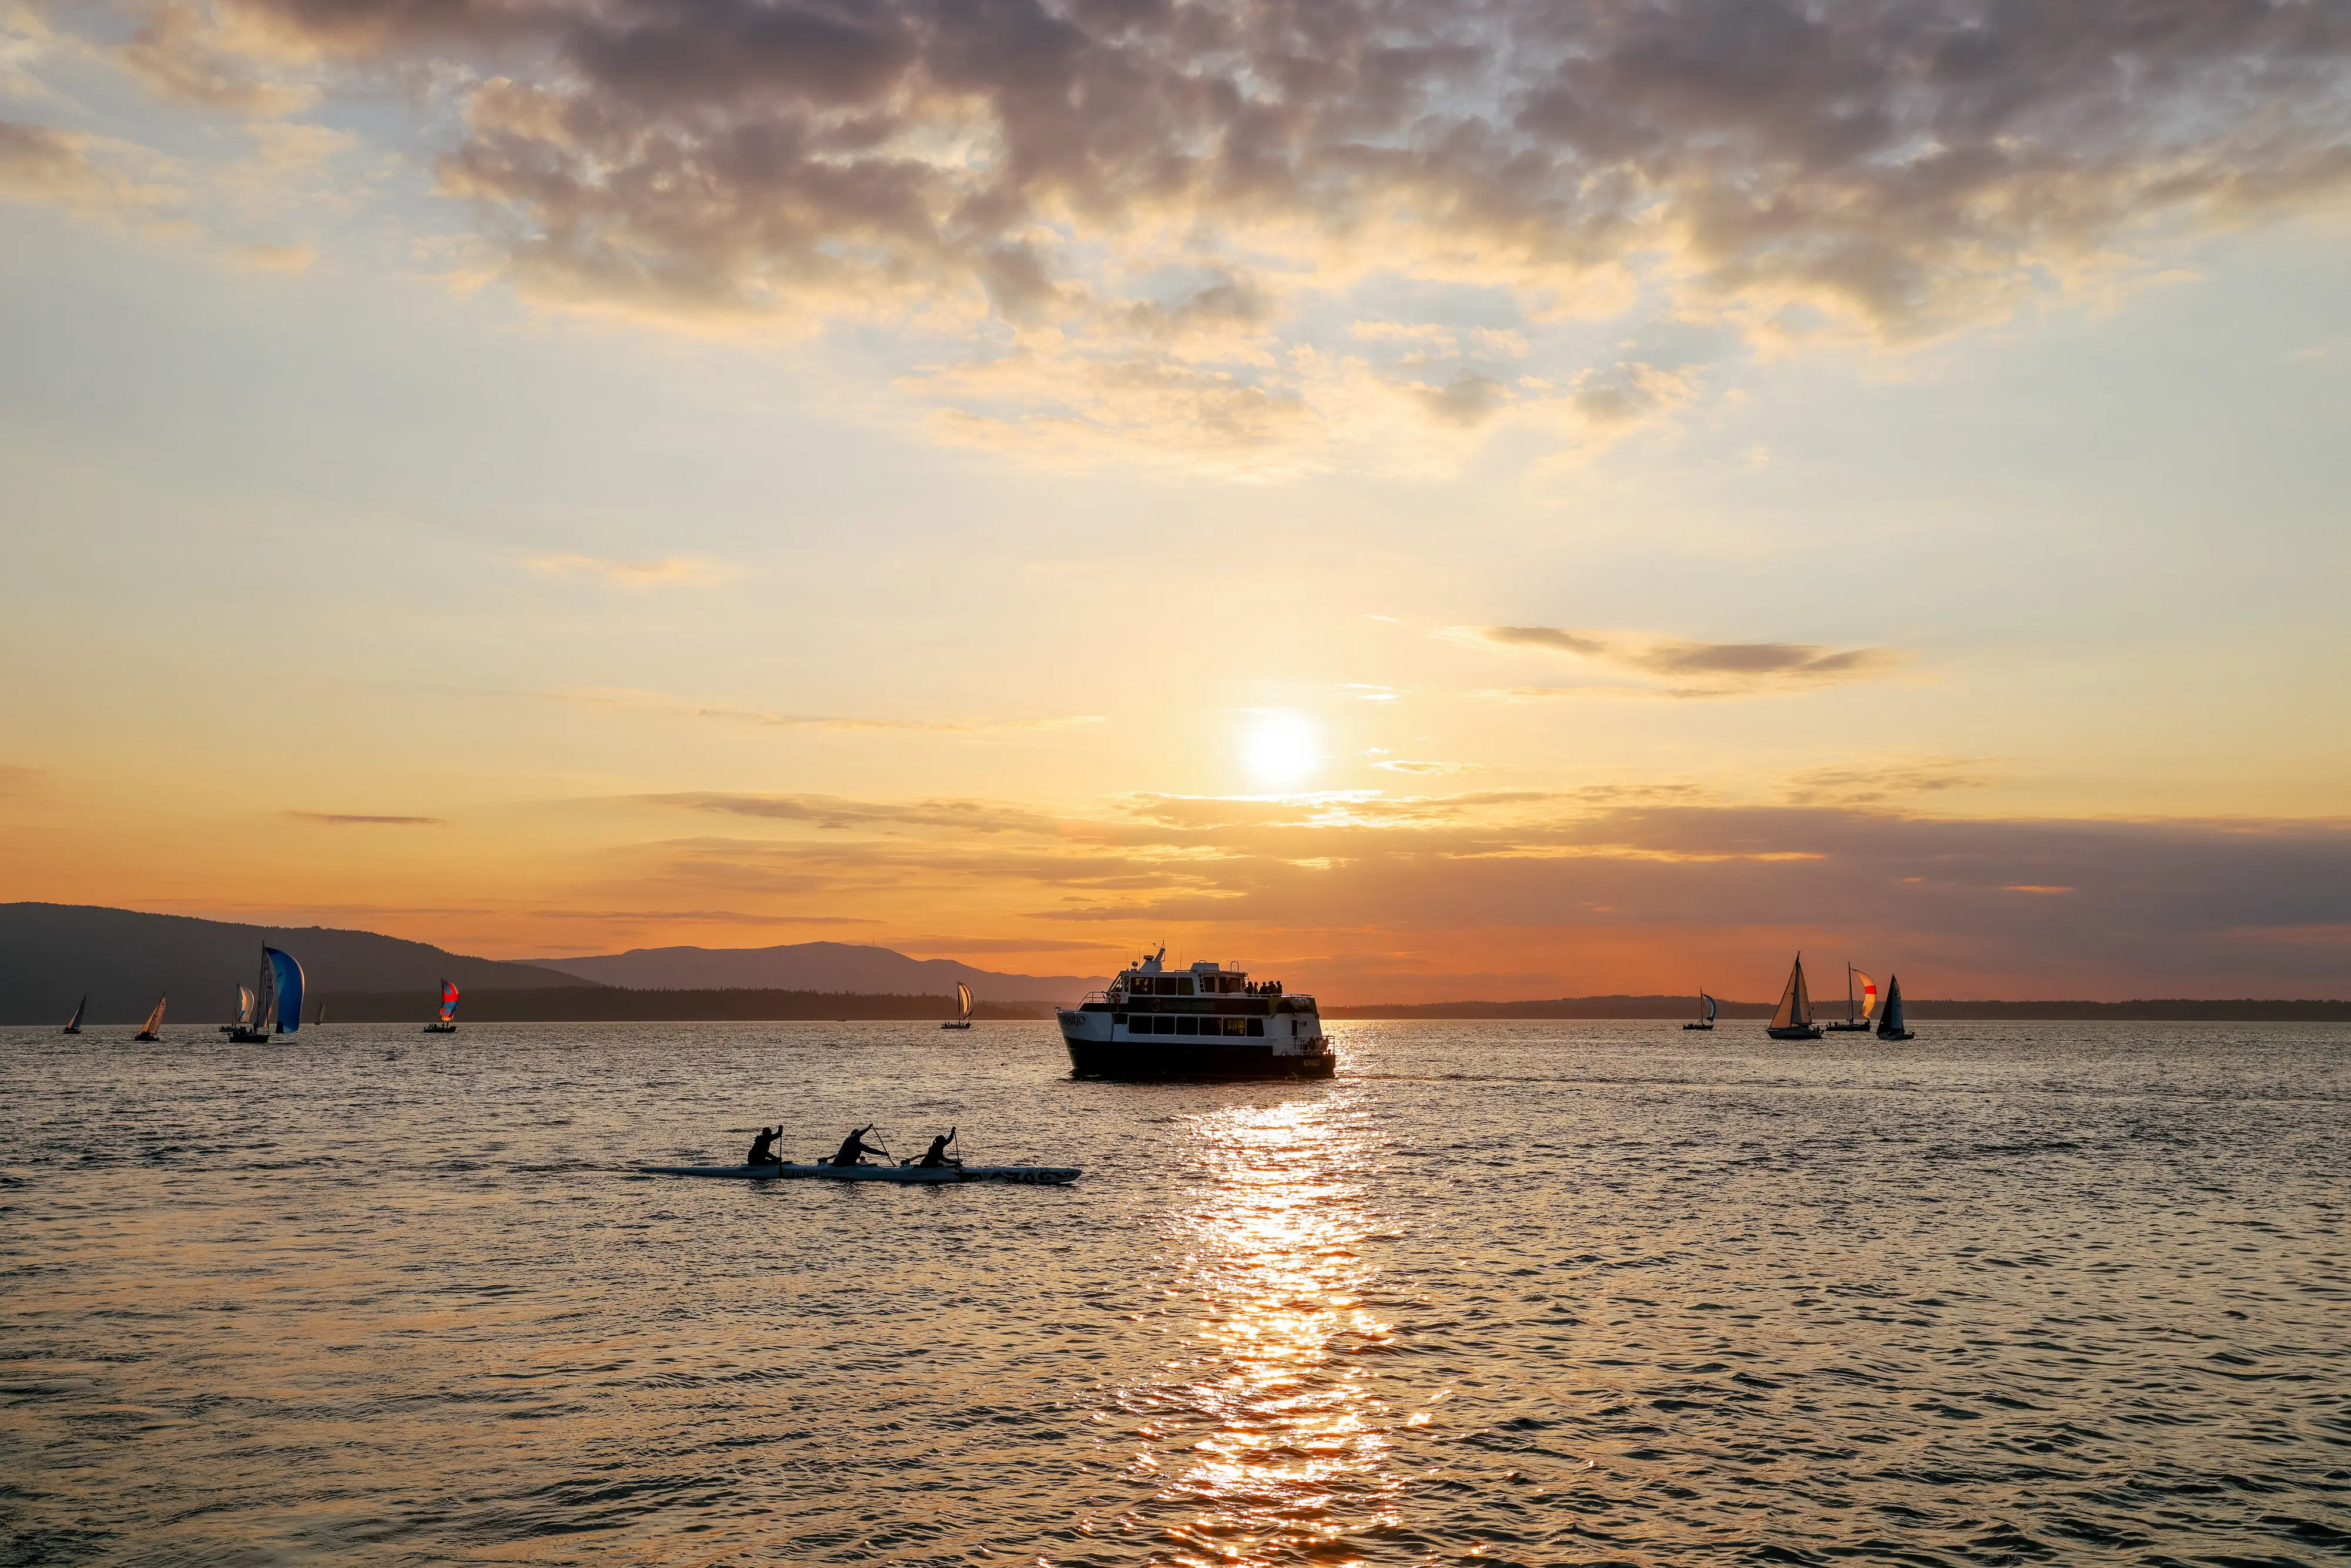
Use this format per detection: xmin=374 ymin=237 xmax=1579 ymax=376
xmin=1767 ymin=1025 xmax=1823 ymax=1040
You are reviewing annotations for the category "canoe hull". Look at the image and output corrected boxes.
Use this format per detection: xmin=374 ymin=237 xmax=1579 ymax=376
xmin=639 ymin=1162 xmax=1080 ymax=1186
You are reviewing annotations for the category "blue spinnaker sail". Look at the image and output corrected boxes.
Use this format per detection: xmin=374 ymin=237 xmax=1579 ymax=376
xmin=1702 ymin=991 xmax=1717 ymax=1023
xmin=266 ymin=947 xmax=305 ymax=1034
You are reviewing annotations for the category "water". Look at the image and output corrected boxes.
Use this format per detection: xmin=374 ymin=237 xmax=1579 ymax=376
xmin=2 ymin=1021 xmax=2346 ymax=1566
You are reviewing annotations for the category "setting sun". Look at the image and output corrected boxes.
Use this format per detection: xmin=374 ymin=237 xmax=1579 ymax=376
xmin=1241 ymin=712 xmax=1319 ymax=792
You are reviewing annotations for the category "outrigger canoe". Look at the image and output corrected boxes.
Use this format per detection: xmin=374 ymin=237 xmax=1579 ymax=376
xmin=638 ymin=1162 xmax=1080 ymax=1186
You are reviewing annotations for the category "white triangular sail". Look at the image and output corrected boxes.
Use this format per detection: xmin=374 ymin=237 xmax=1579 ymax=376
xmin=1770 ymin=954 xmax=1811 ymax=1028
xmin=140 ymin=996 xmax=166 ymax=1035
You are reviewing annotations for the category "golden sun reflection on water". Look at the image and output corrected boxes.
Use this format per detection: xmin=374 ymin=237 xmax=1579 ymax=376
xmin=1110 ymin=1095 xmax=1411 ymax=1566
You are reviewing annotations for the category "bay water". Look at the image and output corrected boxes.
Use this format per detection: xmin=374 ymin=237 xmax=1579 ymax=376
xmin=2 ymin=1021 xmax=2345 ymax=1565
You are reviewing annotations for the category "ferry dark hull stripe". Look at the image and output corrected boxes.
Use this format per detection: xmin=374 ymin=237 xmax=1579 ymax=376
xmin=1065 ymin=1038 xmax=1335 ymax=1080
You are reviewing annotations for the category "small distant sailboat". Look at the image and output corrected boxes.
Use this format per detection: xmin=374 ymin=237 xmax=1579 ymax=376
xmin=1825 ymin=963 xmax=1878 ymax=1031
xmin=1766 ymin=953 xmax=1823 ymax=1040
xmin=222 ymin=983 xmax=255 ymax=1034
xmin=135 ymin=994 xmax=166 ymax=1041
xmin=425 ymin=979 xmax=459 ymax=1033
xmin=940 ymin=981 xmax=975 ymax=1030
xmin=1682 ymin=990 xmax=1717 ymax=1030
xmin=63 ymin=996 xmax=86 ymax=1035
xmin=229 ymin=947 xmax=304 ymax=1043
xmin=1876 ymin=974 xmax=1914 ymax=1041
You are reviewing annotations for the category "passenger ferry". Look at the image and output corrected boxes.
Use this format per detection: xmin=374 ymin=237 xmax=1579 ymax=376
xmin=1058 ymin=949 xmax=1332 ymax=1080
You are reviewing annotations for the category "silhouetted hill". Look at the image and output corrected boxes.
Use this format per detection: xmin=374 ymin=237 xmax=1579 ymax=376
xmin=538 ymin=941 xmax=1102 ymax=1006
xmin=0 ymin=903 xmax=590 ymax=1024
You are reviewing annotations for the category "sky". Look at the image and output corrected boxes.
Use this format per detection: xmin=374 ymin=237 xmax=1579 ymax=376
xmin=2 ymin=0 xmax=2349 ymax=1001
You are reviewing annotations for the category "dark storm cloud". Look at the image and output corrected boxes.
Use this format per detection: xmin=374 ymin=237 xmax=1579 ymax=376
xmin=145 ymin=0 xmax=2351 ymax=336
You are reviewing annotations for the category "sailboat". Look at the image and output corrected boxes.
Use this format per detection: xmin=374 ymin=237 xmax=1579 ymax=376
xmin=1682 ymin=990 xmax=1717 ymax=1030
xmin=135 ymin=995 xmax=166 ymax=1041
xmin=1876 ymin=974 xmax=1915 ymax=1041
xmin=63 ymin=996 xmax=86 ymax=1036
xmin=1766 ymin=953 xmax=1823 ymax=1040
xmin=940 ymin=981 xmax=975 ymax=1030
xmin=1825 ymin=963 xmax=1878 ymax=1031
xmin=228 ymin=947 xmax=304 ymax=1043
xmin=425 ymin=979 xmax=459 ymax=1033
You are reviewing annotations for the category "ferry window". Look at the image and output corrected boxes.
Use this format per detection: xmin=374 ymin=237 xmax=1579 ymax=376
xmin=1223 ymin=1017 xmax=1245 ymax=1036
xmin=1245 ymin=1018 xmax=1264 ymax=1036
xmin=1111 ymin=1013 xmax=1126 ymax=1026
xmin=1176 ymin=1017 xmax=1198 ymax=1035
xmin=1175 ymin=977 xmax=1194 ymax=996
xmin=1154 ymin=1015 xmax=1177 ymax=1034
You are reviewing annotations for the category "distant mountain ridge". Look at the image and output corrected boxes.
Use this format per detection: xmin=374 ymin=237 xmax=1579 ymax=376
xmin=538 ymin=942 xmax=1103 ymax=1006
xmin=0 ymin=903 xmax=589 ymax=1024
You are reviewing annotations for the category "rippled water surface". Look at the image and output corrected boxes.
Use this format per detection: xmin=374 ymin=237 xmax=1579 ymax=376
xmin=4 ymin=1021 xmax=2347 ymax=1566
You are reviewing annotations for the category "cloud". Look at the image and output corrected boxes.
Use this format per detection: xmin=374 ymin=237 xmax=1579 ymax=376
xmin=1783 ymin=758 xmax=1996 ymax=806
xmin=1461 ymin=625 xmax=1905 ymax=696
xmin=232 ymin=240 xmax=314 ymax=271
xmin=525 ymin=776 xmax=2351 ymax=993
xmin=1371 ymin=759 xmax=1474 ymax=776
xmin=892 ymin=936 xmax=1120 ymax=956
xmin=79 ymin=0 xmax=2351 ymax=465
xmin=0 ymin=119 xmax=172 ymax=217
xmin=557 ymin=687 xmax=1102 ymax=735
xmin=0 ymin=763 xmax=44 ymax=799
xmin=632 ymin=792 xmax=1066 ymax=837
xmin=282 ymin=811 xmax=446 ymax=826
xmin=527 ymin=553 xmax=736 ymax=587
xmin=525 ymin=907 xmax=882 ymax=926
xmin=118 ymin=3 xmax=321 ymax=116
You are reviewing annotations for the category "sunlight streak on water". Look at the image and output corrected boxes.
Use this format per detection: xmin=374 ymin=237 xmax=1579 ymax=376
xmin=1114 ymin=1096 xmax=1401 ymax=1564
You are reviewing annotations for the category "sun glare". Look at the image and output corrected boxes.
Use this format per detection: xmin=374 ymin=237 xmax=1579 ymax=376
xmin=1243 ymin=711 xmax=1319 ymax=790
